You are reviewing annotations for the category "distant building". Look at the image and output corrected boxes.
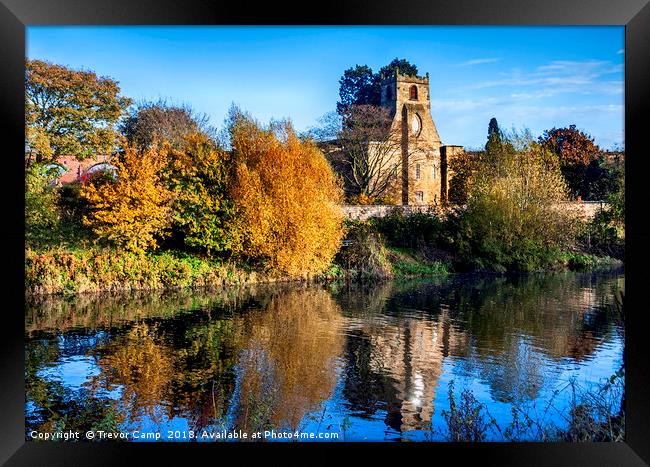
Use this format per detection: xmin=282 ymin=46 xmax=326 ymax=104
xmin=46 ymin=154 xmax=117 ymax=185
xmin=323 ymin=70 xmax=464 ymax=206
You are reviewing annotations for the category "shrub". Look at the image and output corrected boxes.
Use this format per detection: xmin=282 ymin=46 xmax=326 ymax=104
xmin=335 ymin=220 xmax=393 ymax=280
xmin=166 ymin=133 xmax=238 ymax=256
xmin=25 ymin=163 xmax=61 ymax=246
xmin=372 ymin=210 xmax=444 ymax=249
xmin=81 ymin=144 xmax=173 ymax=254
xmin=441 ymin=380 xmax=500 ymax=442
xmin=577 ymin=168 xmax=624 ymax=260
xmin=228 ymin=110 xmax=344 ymax=277
xmin=454 ymin=133 xmax=578 ymax=271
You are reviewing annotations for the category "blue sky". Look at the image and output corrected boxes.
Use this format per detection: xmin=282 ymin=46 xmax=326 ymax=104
xmin=27 ymin=26 xmax=624 ymax=149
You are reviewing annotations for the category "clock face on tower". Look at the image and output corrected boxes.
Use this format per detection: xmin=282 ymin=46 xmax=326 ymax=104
xmin=411 ymin=114 xmax=421 ymax=136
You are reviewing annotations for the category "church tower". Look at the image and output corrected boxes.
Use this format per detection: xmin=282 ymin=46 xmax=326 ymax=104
xmin=380 ymin=70 xmax=462 ymax=205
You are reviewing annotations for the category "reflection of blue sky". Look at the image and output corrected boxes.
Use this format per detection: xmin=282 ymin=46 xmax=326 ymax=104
xmin=36 ymin=356 xmax=100 ymax=391
xmin=25 ymin=400 xmax=38 ymax=420
xmin=427 ymin=335 xmax=624 ymax=440
xmin=124 ymin=414 xmax=191 ymax=442
xmin=26 ymin=275 xmax=625 ymax=442
xmin=28 ymin=327 xmax=623 ymax=442
xmin=298 ymin=364 xmax=392 ymax=442
xmin=294 ymin=332 xmax=623 ymax=441
xmin=28 ymin=330 xmax=623 ymax=441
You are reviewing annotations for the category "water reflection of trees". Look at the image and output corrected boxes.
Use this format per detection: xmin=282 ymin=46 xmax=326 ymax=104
xmin=90 ymin=323 xmax=174 ymax=423
xmin=26 ymin=284 xmax=345 ymax=437
xmin=233 ymin=288 xmax=344 ymax=433
xmin=438 ymin=273 xmax=624 ymax=403
xmin=25 ymin=272 xmax=624 ymax=439
xmin=25 ymin=336 xmax=125 ymax=438
xmin=27 ymin=286 xmax=260 ymax=435
xmin=332 ymin=271 xmax=624 ymax=430
xmin=25 ymin=286 xmax=266 ymax=335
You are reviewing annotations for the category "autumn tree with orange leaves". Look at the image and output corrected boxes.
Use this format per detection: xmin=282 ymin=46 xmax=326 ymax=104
xmin=227 ymin=108 xmax=344 ymax=277
xmin=81 ymin=144 xmax=173 ymax=253
xmin=538 ymin=125 xmax=601 ymax=198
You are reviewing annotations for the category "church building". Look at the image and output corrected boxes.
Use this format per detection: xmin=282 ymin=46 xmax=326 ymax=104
xmin=378 ymin=70 xmax=463 ymax=206
xmin=324 ymin=69 xmax=464 ymax=206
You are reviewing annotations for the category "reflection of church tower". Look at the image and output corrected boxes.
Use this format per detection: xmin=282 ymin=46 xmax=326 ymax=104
xmin=379 ymin=71 xmax=463 ymax=206
xmin=372 ymin=313 xmax=458 ymax=432
xmin=342 ymin=304 xmax=466 ymax=434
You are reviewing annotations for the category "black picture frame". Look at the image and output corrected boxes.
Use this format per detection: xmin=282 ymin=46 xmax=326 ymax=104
xmin=2 ymin=0 xmax=649 ymax=465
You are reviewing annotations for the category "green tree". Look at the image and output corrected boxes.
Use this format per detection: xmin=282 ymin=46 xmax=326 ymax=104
xmin=582 ymin=155 xmax=624 ymax=201
xmin=484 ymin=117 xmax=513 ymax=175
xmin=336 ymin=65 xmax=380 ymax=114
xmin=25 ymin=164 xmax=60 ymax=245
xmin=448 ymin=118 xmax=511 ymax=205
xmin=448 ymin=151 xmax=480 ymax=205
xmin=486 ymin=118 xmax=502 ymax=149
xmin=166 ymin=133 xmax=238 ymax=255
xmin=336 ymin=58 xmax=419 ymax=113
xmin=378 ymin=58 xmax=418 ymax=78
xmin=456 ymin=131 xmax=577 ymax=271
xmin=25 ymin=59 xmax=132 ymax=164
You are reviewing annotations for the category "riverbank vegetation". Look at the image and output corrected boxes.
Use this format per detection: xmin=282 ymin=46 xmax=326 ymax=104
xmin=430 ymin=365 xmax=625 ymax=442
xmin=25 ymin=59 xmax=624 ymax=296
xmin=432 ymin=287 xmax=625 ymax=442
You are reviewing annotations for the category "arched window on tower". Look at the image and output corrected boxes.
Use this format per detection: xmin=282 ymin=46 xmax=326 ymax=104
xmin=409 ymin=85 xmax=418 ymax=100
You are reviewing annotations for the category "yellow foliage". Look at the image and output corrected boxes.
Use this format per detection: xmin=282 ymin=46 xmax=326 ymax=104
xmin=81 ymin=144 xmax=173 ymax=253
xmin=93 ymin=323 xmax=174 ymax=421
xmin=348 ymin=193 xmax=374 ymax=205
xmin=230 ymin=119 xmax=344 ymax=277
xmin=235 ymin=288 xmax=344 ymax=431
xmin=462 ymin=140 xmax=579 ymax=268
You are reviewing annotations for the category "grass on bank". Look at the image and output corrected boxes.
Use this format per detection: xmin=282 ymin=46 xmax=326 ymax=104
xmin=387 ymin=247 xmax=450 ymax=278
xmin=25 ymin=243 xmax=452 ymax=296
xmin=25 ymin=247 xmax=261 ymax=296
xmin=25 ymin=207 xmax=623 ymax=296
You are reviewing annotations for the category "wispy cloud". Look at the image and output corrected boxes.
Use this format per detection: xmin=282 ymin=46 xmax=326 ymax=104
xmin=457 ymin=58 xmax=500 ymax=67
xmin=464 ymin=59 xmax=623 ymax=97
xmin=430 ymin=96 xmax=502 ymax=113
xmin=617 ymin=49 xmax=624 ymax=54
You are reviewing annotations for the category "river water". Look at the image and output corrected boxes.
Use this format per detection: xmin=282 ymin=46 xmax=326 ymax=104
xmin=25 ymin=270 xmax=624 ymax=442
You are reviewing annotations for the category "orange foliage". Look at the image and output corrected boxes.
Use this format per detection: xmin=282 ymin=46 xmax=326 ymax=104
xmin=235 ymin=288 xmax=344 ymax=431
xmin=81 ymin=144 xmax=173 ymax=253
xmin=229 ymin=118 xmax=344 ymax=276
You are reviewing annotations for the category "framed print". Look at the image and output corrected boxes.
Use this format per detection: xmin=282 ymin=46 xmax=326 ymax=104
xmin=2 ymin=0 xmax=649 ymax=465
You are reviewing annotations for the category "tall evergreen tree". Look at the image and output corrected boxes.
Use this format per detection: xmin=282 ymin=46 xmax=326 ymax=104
xmin=484 ymin=117 xmax=510 ymax=175
xmin=378 ymin=58 xmax=419 ymax=78
xmin=485 ymin=118 xmax=502 ymax=152
xmin=336 ymin=65 xmax=380 ymax=114
xmin=336 ymin=58 xmax=419 ymax=114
